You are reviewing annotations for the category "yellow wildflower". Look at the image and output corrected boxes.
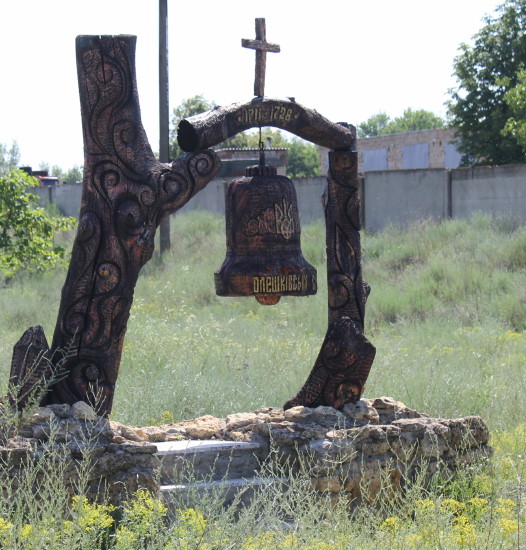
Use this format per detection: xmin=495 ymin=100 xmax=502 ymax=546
xmin=380 ymin=516 xmax=403 ymax=534
xmin=441 ymin=498 xmax=466 ymax=516
xmin=498 ymin=518 xmax=519 ymax=536
xmin=405 ymin=534 xmax=423 ymax=547
xmin=415 ymin=498 xmax=436 ymax=512
xmin=176 ymin=508 xmax=207 ymax=537
xmin=495 ymin=498 xmax=516 ymax=519
xmin=0 ymin=518 xmax=13 ymax=535
xmin=19 ymin=524 xmax=32 ymax=539
xmin=451 ymin=515 xmax=478 ymax=547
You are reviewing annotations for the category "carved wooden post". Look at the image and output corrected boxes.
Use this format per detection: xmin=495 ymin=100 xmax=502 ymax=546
xmin=32 ymin=35 xmax=220 ymax=415
xmin=9 ymin=33 xmax=373 ymax=415
xmin=283 ymin=147 xmax=376 ymax=409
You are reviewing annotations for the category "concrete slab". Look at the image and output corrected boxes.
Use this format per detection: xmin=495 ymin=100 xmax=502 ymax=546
xmin=154 ymin=440 xmax=266 ymax=484
xmin=154 ymin=439 xmax=262 ymax=455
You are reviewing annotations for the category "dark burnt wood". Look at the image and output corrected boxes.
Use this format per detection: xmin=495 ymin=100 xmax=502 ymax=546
xmin=9 ymin=325 xmax=52 ymax=410
xmin=242 ymin=18 xmax=280 ymax=97
xmin=9 ymin=27 xmax=374 ymax=415
xmin=29 ymin=35 xmax=220 ymax=416
xmin=177 ymin=97 xmax=356 ymax=152
xmin=215 ymin=165 xmax=317 ymax=305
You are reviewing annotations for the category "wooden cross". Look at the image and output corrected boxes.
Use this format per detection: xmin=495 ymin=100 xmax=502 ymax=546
xmin=242 ymin=18 xmax=280 ymax=97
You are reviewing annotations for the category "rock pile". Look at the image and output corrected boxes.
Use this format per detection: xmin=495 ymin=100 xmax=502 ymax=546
xmin=1 ymin=402 xmax=158 ymax=504
xmin=134 ymin=396 xmax=491 ymax=503
xmin=0 ymin=397 xmax=492 ymax=506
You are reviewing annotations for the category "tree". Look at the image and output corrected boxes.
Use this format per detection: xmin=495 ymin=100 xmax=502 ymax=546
xmin=357 ymin=109 xmax=444 ymax=138
xmin=61 ymin=165 xmax=83 ymax=184
xmin=0 ymin=141 xmax=20 ymax=174
xmin=221 ymin=127 xmax=287 ymax=149
xmin=0 ymin=169 xmax=76 ymax=279
xmin=357 ymin=112 xmax=390 ymax=138
xmin=383 ymin=108 xmax=444 ymax=134
xmin=47 ymin=164 xmax=84 ymax=184
xmin=447 ymin=0 xmax=526 ymax=165
xmin=502 ymin=68 xmax=526 ymax=152
xmin=286 ymin=137 xmax=320 ymax=177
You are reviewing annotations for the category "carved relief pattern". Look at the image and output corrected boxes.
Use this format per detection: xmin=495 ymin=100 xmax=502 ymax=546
xmin=42 ymin=36 xmax=219 ymax=415
xmin=284 ymin=149 xmax=376 ymax=410
xmin=177 ymin=98 xmax=356 ymax=152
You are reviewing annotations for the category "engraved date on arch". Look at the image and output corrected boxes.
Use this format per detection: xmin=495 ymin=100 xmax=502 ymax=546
xmin=237 ymin=105 xmax=299 ymax=125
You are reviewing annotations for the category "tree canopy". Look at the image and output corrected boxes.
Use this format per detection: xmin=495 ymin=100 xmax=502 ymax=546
xmin=447 ymin=0 xmax=526 ymax=165
xmin=170 ymin=95 xmax=320 ymax=177
xmin=0 ymin=141 xmax=20 ymax=175
xmin=40 ymin=163 xmax=84 ymax=185
xmin=357 ymin=112 xmax=391 ymax=138
xmin=357 ymin=109 xmax=444 ymax=138
xmin=502 ymin=68 xmax=526 ymax=153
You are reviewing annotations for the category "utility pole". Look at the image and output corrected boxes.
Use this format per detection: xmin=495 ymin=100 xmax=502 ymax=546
xmin=159 ymin=0 xmax=170 ymax=254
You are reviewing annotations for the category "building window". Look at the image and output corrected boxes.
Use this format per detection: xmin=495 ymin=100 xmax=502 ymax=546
xmin=363 ymin=148 xmax=388 ymax=171
xmin=402 ymin=143 xmax=429 ymax=169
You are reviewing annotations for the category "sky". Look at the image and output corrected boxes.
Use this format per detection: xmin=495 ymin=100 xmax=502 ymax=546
xmin=0 ymin=0 xmax=503 ymax=171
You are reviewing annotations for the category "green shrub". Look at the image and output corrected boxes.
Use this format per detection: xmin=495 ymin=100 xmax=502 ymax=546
xmin=0 ymin=169 xmax=76 ymax=280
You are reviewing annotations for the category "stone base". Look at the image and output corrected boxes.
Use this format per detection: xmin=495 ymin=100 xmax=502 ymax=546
xmin=0 ymin=397 xmax=492 ymax=507
xmin=0 ymin=402 xmax=159 ymax=505
xmin=143 ymin=396 xmax=491 ymax=506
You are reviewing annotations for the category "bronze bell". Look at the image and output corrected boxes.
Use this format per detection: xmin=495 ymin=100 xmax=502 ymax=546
xmin=215 ymin=164 xmax=317 ymax=305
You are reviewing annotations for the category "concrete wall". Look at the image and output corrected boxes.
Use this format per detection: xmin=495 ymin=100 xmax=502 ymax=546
xmin=179 ymin=179 xmax=227 ymax=216
xmin=363 ymin=169 xmax=449 ymax=232
xmin=32 ymin=184 xmax=83 ymax=218
xmin=294 ymin=177 xmax=326 ymax=224
xmin=34 ymin=163 xmax=526 ymax=234
xmin=364 ymin=163 xmax=526 ymax=232
xmin=451 ymin=164 xmax=526 ymax=221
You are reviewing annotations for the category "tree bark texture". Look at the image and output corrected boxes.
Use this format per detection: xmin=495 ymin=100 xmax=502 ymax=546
xmin=37 ymin=35 xmax=220 ymax=415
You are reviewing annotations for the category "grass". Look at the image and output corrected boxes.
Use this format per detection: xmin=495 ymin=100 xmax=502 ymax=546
xmin=1 ymin=210 xmax=525 ymax=427
xmin=0 ymin=210 xmax=525 ymax=548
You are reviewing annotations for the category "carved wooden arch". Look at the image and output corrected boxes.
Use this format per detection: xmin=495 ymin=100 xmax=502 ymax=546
xmin=179 ymin=99 xmax=376 ymax=410
xmin=177 ymin=98 xmax=355 ymax=152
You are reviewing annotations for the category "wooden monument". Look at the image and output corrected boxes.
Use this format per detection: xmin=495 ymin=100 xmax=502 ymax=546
xmin=9 ymin=21 xmax=375 ymax=416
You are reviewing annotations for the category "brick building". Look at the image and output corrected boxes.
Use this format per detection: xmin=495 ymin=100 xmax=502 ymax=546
xmin=319 ymin=128 xmax=462 ymax=174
